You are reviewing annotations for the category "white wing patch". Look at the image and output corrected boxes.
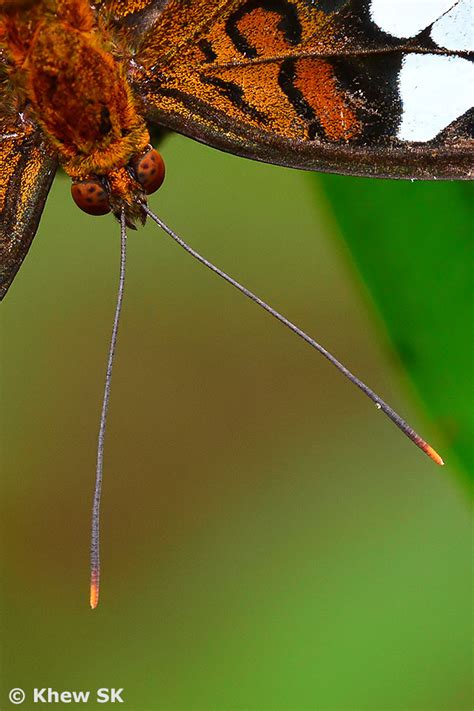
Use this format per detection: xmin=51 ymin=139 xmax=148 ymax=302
xmin=397 ymin=54 xmax=474 ymax=141
xmin=431 ymin=0 xmax=474 ymax=51
xmin=370 ymin=0 xmax=457 ymax=38
xmin=370 ymin=0 xmax=474 ymax=141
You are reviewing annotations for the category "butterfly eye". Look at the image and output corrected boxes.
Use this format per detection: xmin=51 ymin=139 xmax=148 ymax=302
xmin=71 ymin=180 xmax=111 ymax=215
xmin=134 ymin=148 xmax=165 ymax=194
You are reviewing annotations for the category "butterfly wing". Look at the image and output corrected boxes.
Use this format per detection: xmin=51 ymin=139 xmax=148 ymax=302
xmin=0 ymin=118 xmax=57 ymax=299
xmin=118 ymin=0 xmax=473 ymax=179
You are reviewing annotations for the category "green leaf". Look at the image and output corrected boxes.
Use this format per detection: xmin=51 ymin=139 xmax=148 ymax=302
xmin=318 ymin=175 xmax=473 ymax=484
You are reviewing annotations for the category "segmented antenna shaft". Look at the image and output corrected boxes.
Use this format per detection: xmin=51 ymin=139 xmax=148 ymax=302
xmin=90 ymin=210 xmax=128 ymax=610
xmin=144 ymin=205 xmax=443 ymax=467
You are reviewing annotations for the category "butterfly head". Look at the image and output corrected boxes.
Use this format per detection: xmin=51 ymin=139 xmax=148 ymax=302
xmin=71 ymin=146 xmax=165 ymax=227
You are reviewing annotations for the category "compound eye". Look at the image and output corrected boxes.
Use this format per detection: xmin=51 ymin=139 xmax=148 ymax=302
xmin=134 ymin=148 xmax=165 ymax=194
xmin=71 ymin=180 xmax=111 ymax=215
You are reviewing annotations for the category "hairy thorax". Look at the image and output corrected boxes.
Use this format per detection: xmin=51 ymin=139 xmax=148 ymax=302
xmin=1 ymin=0 xmax=150 ymax=180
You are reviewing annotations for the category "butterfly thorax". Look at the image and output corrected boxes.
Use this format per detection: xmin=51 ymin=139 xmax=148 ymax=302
xmin=1 ymin=0 xmax=151 ymax=216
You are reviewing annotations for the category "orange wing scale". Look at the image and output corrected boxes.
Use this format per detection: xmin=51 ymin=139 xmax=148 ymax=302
xmin=135 ymin=1 xmax=355 ymax=143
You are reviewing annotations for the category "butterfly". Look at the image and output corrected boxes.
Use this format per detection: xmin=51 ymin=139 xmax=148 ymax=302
xmin=1 ymin=0 xmax=472 ymax=607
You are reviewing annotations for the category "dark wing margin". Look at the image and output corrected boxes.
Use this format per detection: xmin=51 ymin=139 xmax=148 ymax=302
xmin=0 ymin=126 xmax=57 ymax=299
xmin=142 ymin=94 xmax=473 ymax=180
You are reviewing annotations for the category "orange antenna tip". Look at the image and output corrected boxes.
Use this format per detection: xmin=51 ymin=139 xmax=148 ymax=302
xmin=423 ymin=444 xmax=445 ymax=466
xmin=90 ymin=579 xmax=99 ymax=609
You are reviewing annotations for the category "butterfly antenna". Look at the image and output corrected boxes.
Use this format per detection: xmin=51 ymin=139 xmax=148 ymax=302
xmin=144 ymin=205 xmax=444 ymax=467
xmin=90 ymin=209 xmax=128 ymax=610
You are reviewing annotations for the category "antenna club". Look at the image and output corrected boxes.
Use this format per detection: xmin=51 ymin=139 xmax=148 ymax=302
xmin=90 ymin=576 xmax=100 ymax=609
xmin=423 ymin=443 xmax=445 ymax=466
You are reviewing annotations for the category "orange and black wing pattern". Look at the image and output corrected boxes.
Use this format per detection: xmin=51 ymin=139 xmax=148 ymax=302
xmin=0 ymin=109 xmax=57 ymax=299
xmin=105 ymin=0 xmax=473 ymax=179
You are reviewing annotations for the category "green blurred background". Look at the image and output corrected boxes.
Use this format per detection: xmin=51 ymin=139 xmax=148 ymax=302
xmin=1 ymin=134 xmax=471 ymax=710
